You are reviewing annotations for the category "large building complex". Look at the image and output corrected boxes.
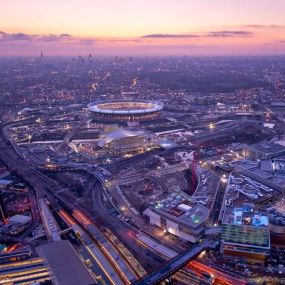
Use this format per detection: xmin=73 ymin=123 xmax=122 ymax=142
xmin=143 ymin=191 xmax=209 ymax=243
xmin=88 ymin=100 xmax=163 ymax=122
xmin=221 ymin=206 xmax=270 ymax=264
xmin=234 ymin=159 xmax=285 ymax=192
xmin=97 ymin=128 xmax=159 ymax=155
xmin=269 ymin=209 xmax=285 ymax=234
xmin=243 ymin=142 xmax=285 ymax=160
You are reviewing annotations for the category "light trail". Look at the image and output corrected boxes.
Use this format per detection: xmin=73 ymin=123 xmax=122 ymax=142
xmin=189 ymin=260 xmax=246 ymax=285
xmin=0 ymin=271 xmax=50 ymax=284
xmin=85 ymin=245 xmax=117 ymax=285
xmin=0 ymin=258 xmax=44 ymax=270
xmin=99 ymin=246 xmax=131 ymax=285
xmin=0 ymin=266 xmax=49 ymax=279
xmin=73 ymin=209 xmax=92 ymax=226
xmin=103 ymin=228 xmax=147 ymax=279
xmin=58 ymin=209 xmax=76 ymax=226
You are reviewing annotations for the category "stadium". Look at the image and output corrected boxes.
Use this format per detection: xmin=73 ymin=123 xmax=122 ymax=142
xmin=88 ymin=100 xmax=163 ymax=122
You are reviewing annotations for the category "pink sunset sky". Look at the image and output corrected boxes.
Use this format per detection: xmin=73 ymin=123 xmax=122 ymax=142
xmin=1 ymin=0 xmax=285 ymax=56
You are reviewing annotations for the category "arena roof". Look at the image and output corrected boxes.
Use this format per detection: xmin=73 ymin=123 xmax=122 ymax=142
xmin=98 ymin=128 xmax=146 ymax=147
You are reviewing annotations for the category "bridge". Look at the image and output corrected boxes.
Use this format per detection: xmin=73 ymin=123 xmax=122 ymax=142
xmin=39 ymin=199 xmax=61 ymax=242
xmin=132 ymin=239 xmax=212 ymax=285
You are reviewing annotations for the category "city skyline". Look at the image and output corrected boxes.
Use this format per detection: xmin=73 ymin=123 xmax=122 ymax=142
xmin=1 ymin=0 xmax=285 ymax=56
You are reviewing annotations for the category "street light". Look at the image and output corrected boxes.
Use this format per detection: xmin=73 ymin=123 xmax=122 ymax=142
xmin=221 ymin=174 xmax=227 ymax=183
xmin=28 ymin=134 xmax=32 ymax=144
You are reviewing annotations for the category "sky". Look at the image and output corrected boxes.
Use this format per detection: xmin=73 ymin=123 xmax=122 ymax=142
xmin=0 ymin=0 xmax=285 ymax=56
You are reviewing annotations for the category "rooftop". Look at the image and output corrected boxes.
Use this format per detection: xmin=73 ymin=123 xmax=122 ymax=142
xmin=37 ymin=240 xmax=96 ymax=285
xmin=222 ymin=203 xmax=270 ymax=248
xmin=0 ymin=179 xmax=13 ymax=186
xmin=158 ymin=139 xmax=178 ymax=149
xmin=235 ymin=160 xmax=285 ymax=192
xmin=98 ymin=128 xmax=146 ymax=147
xmin=247 ymin=142 xmax=285 ymax=155
xmin=223 ymin=206 xmax=269 ymax=227
xmin=149 ymin=191 xmax=209 ymax=228
xmin=9 ymin=214 xmax=32 ymax=225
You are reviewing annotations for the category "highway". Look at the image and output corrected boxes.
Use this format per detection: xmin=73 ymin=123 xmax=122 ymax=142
xmin=58 ymin=209 xmax=120 ymax=285
xmin=0 ymin=128 xmax=215 ymax=285
xmin=0 ymin=115 xmax=248 ymax=285
xmin=90 ymin=182 xmax=163 ymax=272
xmin=188 ymin=260 xmax=247 ymax=285
xmin=0 ymin=127 xmax=170 ymax=283
xmin=0 ymin=132 xmax=138 ymax=284
xmin=72 ymin=209 xmax=137 ymax=284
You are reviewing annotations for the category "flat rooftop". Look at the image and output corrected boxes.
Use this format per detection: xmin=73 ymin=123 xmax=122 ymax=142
xmin=37 ymin=240 xmax=96 ymax=285
xmin=221 ymin=198 xmax=270 ymax=248
xmin=225 ymin=172 xmax=279 ymax=204
xmin=235 ymin=160 xmax=285 ymax=191
xmin=223 ymin=206 xmax=269 ymax=227
xmin=247 ymin=142 xmax=285 ymax=155
xmin=149 ymin=191 xmax=209 ymax=228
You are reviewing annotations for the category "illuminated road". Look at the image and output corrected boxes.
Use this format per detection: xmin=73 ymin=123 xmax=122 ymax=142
xmin=0 ymin=257 xmax=51 ymax=285
xmin=91 ymin=182 xmax=163 ymax=271
xmin=72 ymin=209 xmax=137 ymax=284
xmin=0 ymin=119 xmax=219 ymax=285
xmin=189 ymin=260 xmax=247 ymax=285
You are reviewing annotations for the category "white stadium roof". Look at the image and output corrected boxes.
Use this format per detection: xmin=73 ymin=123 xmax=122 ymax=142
xmin=98 ymin=129 xmax=145 ymax=147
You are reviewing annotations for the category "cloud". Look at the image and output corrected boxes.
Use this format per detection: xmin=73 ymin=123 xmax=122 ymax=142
xmin=77 ymin=39 xmax=96 ymax=46
xmin=0 ymin=31 xmax=73 ymax=42
xmin=39 ymin=34 xmax=66 ymax=42
xmin=60 ymin=33 xmax=72 ymax=38
xmin=244 ymin=25 xmax=285 ymax=29
xmin=207 ymin=30 xmax=253 ymax=37
xmin=141 ymin=44 xmax=217 ymax=49
xmin=109 ymin=38 xmax=142 ymax=43
xmin=141 ymin=34 xmax=200 ymax=39
xmin=141 ymin=30 xmax=253 ymax=39
xmin=0 ymin=31 xmax=98 ymax=54
xmin=0 ymin=31 xmax=33 ymax=41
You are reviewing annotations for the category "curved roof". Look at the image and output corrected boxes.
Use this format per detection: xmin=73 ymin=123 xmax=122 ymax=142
xmin=98 ymin=128 xmax=146 ymax=147
xmin=88 ymin=100 xmax=163 ymax=115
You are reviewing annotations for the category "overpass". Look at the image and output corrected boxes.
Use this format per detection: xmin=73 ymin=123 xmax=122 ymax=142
xmin=39 ymin=199 xmax=61 ymax=242
xmin=132 ymin=239 xmax=212 ymax=285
